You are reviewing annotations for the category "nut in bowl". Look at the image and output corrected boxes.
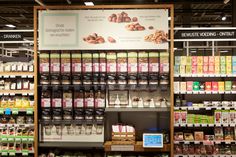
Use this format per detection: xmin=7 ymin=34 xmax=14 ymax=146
xmin=144 ymin=30 xmax=168 ymax=44
xmin=83 ymin=33 xmax=105 ymax=44
xmin=108 ymin=11 xmax=138 ymax=23
xmin=125 ymin=23 xmax=145 ymax=31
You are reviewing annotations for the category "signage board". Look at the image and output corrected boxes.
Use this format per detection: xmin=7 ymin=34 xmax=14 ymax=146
xmin=38 ymin=9 xmax=168 ymax=50
xmin=0 ymin=33 xmax=23 ymax=41
xmin=143 ymin=133 xmax=163 ymax=148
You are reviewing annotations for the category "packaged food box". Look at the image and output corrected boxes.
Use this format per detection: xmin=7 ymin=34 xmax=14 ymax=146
xmin=208 ymin=65 xmax=214 ymax=74
xmin=232 ymin=81 xmax=236 ymax=91
xmin=174 ymin=82 xmax=180 ymax=93
xmin=160 ymin=52 xmax=169 ymax=73
xmin=225 ymin=81 xmax=232 ymax=91
xmin=214 ymin=127 xmax=223 ymax=140
xmin=212 ymin=81 xmax=218 ymax=91
xmin=222 ymin=110 xmax=229 ymax=125
xmin=229 ymin=110 xmax=236 ymax=125
xmin=197 ymin=56 xmax=203 ymax=65
xmin=205 ymin=82 xmax=212 ymax=91
xmin=220 ymin=65 xmax=226 ymax=74
xmin=226 ymin=56 xmax=232 ymax=64
xmin=175 ymin=56 xmax=181 ymax=65
xmin=220 ymin=56 xmax=226 ymax=65
xmin=185 ymin=65 xmax=192 ymax=74
xmin=209 ymin=56 xmax=215 ymax=66
xmin=232 ymin=56 xmax=236 ymax=64
xmin=187 ymin=114 xmax=194 ymax=124
xmin=180 ymin=82 xmax=187 ymax=92
xmin=218 ymin=81 xmax=225 ymax=91
xmin=226 ymin=64 xmax=232 ymax=74
xmin=61 ymin=52 xmax=71 ymax=73
xmin=82 ymin=53 xmax=92 ymax=73
xmin=181 ymin=56 xmax=187 ymax=65
xmin=215 ymin=56 xmax=220 ymax=64
xmin=92 ymin=53 xmax=99 ymax=73
xmin=214 ymin=110 xmax=222 ymax=124
xmin=50 ymin=52 xmax=60 ymax=73
xmin=107 ymin=52 xmax=117 ymax=73
xmin=194 ymin=131 xmax=204 ymax=141
xmin=192 ymin=66 xmax=197 ymax=74
xmin=192 ymin=56 xmax=197 ymax=66
xmin=181 ymin=111 xmax=187 ymax=125
xmin=193 ymin=81 xmax=200 ymax=91
xmin=174 ymin=65 xmax=180 ymax=74
xmin=180 ymin=65 xmax=186 ymax=74
xmin=39 ymin=53 xmax=49 ymax=73
xmin=187 ymin=81 xmax=193 ymax=91
xmin=197 ymin=66 xmax=203 ymax=74
xmin=186 ymin=56 xmax=192 ymax=65
xmin=203 ymin=65 xmax=208 ymax=74
xmin=99 ymin=52 xmax=106 ymax=73
xmin=215 ymin=65 xmax=220 ymax=74
xmin=203 ymin=56 xmax=209 ymax=65
xmin=174 ymin=111 xmax=181 ymax=125
xmin=233 ymin=63 xmax=236 ymax=74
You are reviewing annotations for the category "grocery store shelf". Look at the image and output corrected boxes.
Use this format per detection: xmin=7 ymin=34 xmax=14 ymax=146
xmin=174 ymin=155 xmax=233 ymax=157
xmin=39 ymin=142 xmax=104 ymax=148
xmin=0 ymin=90 xmax=34 ymax=95
xmin=0 ymin=72 xmax=34 ymax=77
xmin=174 ymin=140 xmax=236 ymax=145
xmin=174 ymin=123 xmax=234 ymax=127
xmin=105 ymin=107 xmax=170 ymax=112
xmin=0 ymin=124 xmax=34 ymax=127
xmin=174 ymin=91 xmax=236 ymax=94
xmin=174 ymin=106 xmax=233 ymax=111
xmin=174 ymin=74 xmax=236 ymax=77
xmin=104 ymin=141 xmax=170 ymax=152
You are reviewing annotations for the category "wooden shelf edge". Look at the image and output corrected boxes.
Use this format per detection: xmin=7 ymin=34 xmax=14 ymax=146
xmin=0 ymin=90 xmax=34 ymax=94
xmin=104 ymin=141 xmax=170 ymax=152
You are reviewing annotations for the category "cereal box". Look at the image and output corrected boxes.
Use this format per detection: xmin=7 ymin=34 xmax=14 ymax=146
xmin=218 ymin=81 xmax=225 ymax=91
xmin=185 ymin=65 xmax=192 ymax=74
xmin=215 ymin=56 xmax=220 ymax=64
xmin=174 ymin=82 xmax=180 ymax=93
xmin=174 ymin=65 xmax=180 ymax=74
xmin=180 ymin=65 xmax=186 ymax=74
xmin=181 ymin=56 xmax=187 ymax=65
xmin=186 ymin=56 xmax=192 ymax=65
xmin=226 ymin=56 xmax=232 ymax=64
xmin=197 ymin=65 xmax=203 ymax=74
xmin=208 ymin=65 xmax=215 ymax=74
xmin=187 ymin=81 xmax=193 ymax=91
xmin=192 ymin=56 xmax=197 ymax=66
xmin=209 ymin=56 xmax=215 ymax=66
xmin=220 ymin=56 xmax=226 ymax=65
xmin=203 ymin=65 xmax=208 ymax=74
xmin=214 ymin=110 xmax=222 ymax=124
xmin=212 ymin=81 xmax=218 ymax=91
xmin=192 ymin=65 xmax=197 ymax=74
xmin=197 ymin=56 xmax=203 ymax=65
xmin=220 ymin=65 xmax=226 ymax=74
xmin=226 ymin=64 xmax=232 ymax=74
xmin=215 ymin=65 xmax=220 ymax=74
xmin=205 ymin=82 xmax=212 ymax=91
xmin=203 ymin=56 xmax=209 ymax=65
xmin=175 ymin=56 xmax=181 ymax=65
xmin=225 ymin=81 xmax=232 ymax=91
xmin=180 ymin=82 xmax=187 ymax=92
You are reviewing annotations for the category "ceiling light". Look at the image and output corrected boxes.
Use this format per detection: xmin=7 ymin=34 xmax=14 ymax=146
xmin=84 ymin=1 xmax=94 ymax=6
xmin=224 ymin=0 xmax=230 ymax=4
xmin=220 ymin=50 xmax=228 ymax=53
xmin=168 ymin=17 xmax=171 ymax=21
xmin=174 ymin=48 xmax=177 ymax=50
xmin=5 ymin=24 xmax=16 ymax=28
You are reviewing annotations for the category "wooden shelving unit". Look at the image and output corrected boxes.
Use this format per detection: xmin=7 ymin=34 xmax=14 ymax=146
xmin=104 ymin=141 xmax=171 ymax=152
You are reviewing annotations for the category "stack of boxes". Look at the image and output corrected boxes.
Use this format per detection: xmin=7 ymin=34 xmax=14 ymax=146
xmin=174 ymin=56 xmax=236 ymax=75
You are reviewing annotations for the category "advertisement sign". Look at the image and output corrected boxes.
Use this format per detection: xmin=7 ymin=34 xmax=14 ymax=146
xmin=0 ymin=33 xmax=23 ymax=41
xmin=38 ymin=9 xmax=168 ymax=50
xmin=175 ymin=29 xmax=236 ymax=40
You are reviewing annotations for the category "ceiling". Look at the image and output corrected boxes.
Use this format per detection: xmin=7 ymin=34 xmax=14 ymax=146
xmin=0 ymin=0 xmax=234 ymax=30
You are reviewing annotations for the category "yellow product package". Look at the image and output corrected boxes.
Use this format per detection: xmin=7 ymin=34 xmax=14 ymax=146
xmin=21 ymin=97 xmax=30 ymax=108
xmin=15 ymin=97 xmax=22 ymax=108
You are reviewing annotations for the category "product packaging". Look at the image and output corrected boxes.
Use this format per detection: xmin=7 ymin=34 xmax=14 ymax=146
xmin=218 ymin=81 xmax=225 ymax=91
xmin=215 ymin=65 xmax=220 ymax=74
xmin=193 ymin=81 xmax=200 ymax=91
xmin=209 ymin=56 xmax=215 ymax=66
xmin=174 ymin=132 xmax=184 ymax=141
xmin=186 ymin=56 xmax=192 ymax=65
xmin=50 ymin=52 xmax=60 ymax=74
xmin=174 ymin=65 xmax=180 ymax=74
xmin=203 ymin=65 xmax=208 ymax=74
xmin=180 ymin=82 xmax=187 ymax=92
xmin=149 ymin=52 xmax=159 ymax=73
xmin=226 ymin=64 xmax=232 ymax=74
xmin=197 ymin=65 xmax=203 ymax=74
xmin=107 ymin=52 xmax=117 ymax=73
xmin=203 ymin=56 xmax=209 ymax=65
xmin=39 ymin=52 xmax=49 ymax=73
xmin=138 ymin=51 xmax=148 ymax=73
xmin=232 ymin=81 xmax=236 ymax=91
xmin=99 ymin=52 xmax=106 ymax=73
xmin=74 ymin=90 xmax=84 ymax=108
xmin=184 ymin=133 xmax=194 ymax=141
xmin=212 ymin=81 xmax=219 ymax=91
xmin=41 ymin=90 xmax=51 ymax=108
xmin=225 ymin=81 xmax=232 ymax=91
xmin=185 ymin=65 xmax=192 ymax=74
xmin=229 ymin=110 xmax=236 ymax=125
xmin=61 ymin=52 xmax=71 ymax=74
xmin=117 ymin=52 xmax=128 ymax=73
xmin=180 ymin=65 xmax=186 ymax=74
xmin=221 ymin=56 xmax=226 ymax=65
xmin=181 ymin=56 xmax=187 ymax=65
xmin=72 ymin=52 xmax=81 ymax=73
xmin=93 ymin=53 xmax=99 ymax=73
xmin=222 ymin=110 xmax=230 ymax=125
xmin=192 ymin=66 xmax=197 ymax=74
xmin=82 ymin=53 xmax=92 ymax=73
xmin=95 ymin=89 xmax=105 ymax=108
xmin=187 ymin=81 xmax=193 ymax=91
xmin=208 ymin=65 xmax=214 ymax=74
xmin=233 ymin=63 xmax=236 ymax=74
xmin=214 ymin=127 xmax=224 ymax=140
xmin=205 ymin=82 xmax=212 ymax=91
xmin=174 ymin=111 xmax=181 ymax=125
xmin=214 ymin=110 xmax=222 ymax=125
xmin=181 ymin=111 xmax=187 ymax=125
xmin=84 ymin=90 xmax=94 ymax=108
xmin=220 ymin=65 xmax=226 ymax=74
xmin=194 ymin=131 xmax=204 ymax=141
xmin=160 ymin=52 xmax=169 ymax=73
xmin=175 ymin=56 xmax=181 ymax=65
xmin=192 ymin=56 xmax=197 ymax=66
xmin=197 ymin=56 xmax=203 ymax=65
xmin=174 ymin=82 xmax=180 ymax=93
xmin=128 ymin=52 xmax=138 ymax=73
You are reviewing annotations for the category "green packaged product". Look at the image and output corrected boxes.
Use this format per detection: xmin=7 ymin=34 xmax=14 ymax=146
xmin=174 ymin=65 xmax=180 ymax=74
xmin=193 ymin=81 xmax=200 ymax=91
xmin=225 ymin=81 xmax=232 ymax=91
xmin=185 ymin=65 xmax=192 ymax=74
xmin=186 ymin=56 xmax=192 ymax=66
xmin=187 ymin=114 xmax=195 ymax=124
xmin=220 ymin=56 xmax=226 ymax=65
xmin=220 ymin=65 xmax=226 ymax=74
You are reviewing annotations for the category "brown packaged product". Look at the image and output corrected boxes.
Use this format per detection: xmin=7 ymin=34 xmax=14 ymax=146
xmin=39 ymin=52 xmax=49 ymax=73
xmin=72 ymin=52 xmax=81 ymax=73
xmin=82 ymin=53 xmax=92 ymax=73
xmin=95 ymin=90 xmax=105 ymax=108
xmin=117 ymin=52 xmax=127 ymax=73
xmin=205 ymin=145 xmax=213 ymax=155
xmin=74 ymin=90 xmax=84 ymax=108
xmin=138 ymin=51 xmax=148 ymax=73
xmin=194 ymin=131 xmax=204 ymax=141
xmin=84 ymin=90 xmax=94 ymax=108
xmin=61 ymin=51 xmax=71 ymax=73
xmin=182 ymin=144 xmax=189 ymax=155
xmin=195 ymin=145 xmax=201 ymax=154
xmin=50 ymin=51 xmax=60 ymax=74
xmin=200 ymin=145 xmax=207 ymax=155
xmin=63 ymin=90 xmax=73 ymax=108
xmin=106 ymin=52 xmax=116 ymax=73
xmin=149 ymin=52 xmax=159 ymax=73
xmin=99 ymin=52 xmax=106 ymax=73
xmin=93 ymin=53 xmax=99 ymax=73
xmin=174 ymin=144 xmax=183 ymax=154
xmin=128 ymin=52 xmax=138 ymax=73
xmin=188 ymin=145 xmax=195 ymax=154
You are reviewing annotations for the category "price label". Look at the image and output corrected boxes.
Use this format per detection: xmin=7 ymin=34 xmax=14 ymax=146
xmin=0 ymin=108 xmax=4 ymax=114
xmin=111 ymin=145 xmax=134 ymax=151
xmin=12 ymin=108 xmax=19 ymax=115
xmin=22 ymin=150 xmax=29 ymax=156
xmin=1 ymin=151 xmax=8 ymax=156
xmin=8 ymin=150 xmax=16 ymax=156
xmin=28 ymin=136 xmax=34 ymax=142
xmin=26 ymin=108 xmax=34 ymax=115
